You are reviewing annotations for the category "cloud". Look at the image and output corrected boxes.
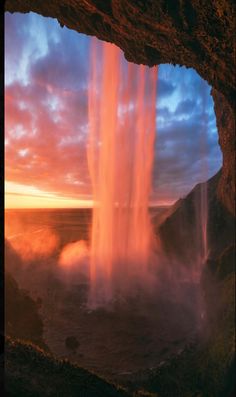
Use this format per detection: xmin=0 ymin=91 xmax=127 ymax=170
xmin=29 ymin=29 xmax=89 ymax=92
xmin=5 ymin=13 xmax=91 ymax=198
xmin=5 ymin=79 xmax=90 ymax=197
xmin=174 ymin=99 xmax=196 ymax=115
xmin=158 ymin=78 xmax=176 ymax=98
xmin=153 ymin=101 xmax=222 ymax=200
xmin=5 ymin=12 xmax=222 ymax=205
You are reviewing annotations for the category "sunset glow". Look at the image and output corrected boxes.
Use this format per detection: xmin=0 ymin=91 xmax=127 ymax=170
xmin=5 ymin=181 xmax=93 ymax=208
xmin=5 ymin=12 xmax=222 ymax=209
xmin=4 ymin=8 xmax=233 ymax=397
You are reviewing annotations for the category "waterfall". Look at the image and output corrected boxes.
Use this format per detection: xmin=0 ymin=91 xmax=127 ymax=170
xmin=199 ymin=80 xmax=209 ymax=265
xmin=87 ymin=38 xmax=157 ymax=306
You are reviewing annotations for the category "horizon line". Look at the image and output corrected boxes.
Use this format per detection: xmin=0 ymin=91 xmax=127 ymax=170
xmin=5 ymin=203 xmax=174 ymax=210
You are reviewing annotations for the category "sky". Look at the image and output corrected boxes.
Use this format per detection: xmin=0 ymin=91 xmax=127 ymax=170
xmin=5 ymin=12 xmax=222 ymax=208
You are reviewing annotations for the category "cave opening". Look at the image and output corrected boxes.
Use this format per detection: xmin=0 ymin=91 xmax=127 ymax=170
xmin=4 ymin=9 xmax=234 ymax=397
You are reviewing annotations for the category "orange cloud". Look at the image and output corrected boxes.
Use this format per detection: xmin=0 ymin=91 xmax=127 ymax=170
xmin=5 ymin=80 xmax=91 ymax=202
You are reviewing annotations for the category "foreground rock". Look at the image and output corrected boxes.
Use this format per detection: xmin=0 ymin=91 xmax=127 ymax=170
xmin=5 ymin=337 xmax=130 ymax=397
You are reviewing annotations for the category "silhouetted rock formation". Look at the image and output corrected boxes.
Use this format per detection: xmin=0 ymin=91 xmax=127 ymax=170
xmin=5 ymin=272 xmax=48 ymax=351
xmin=152 ymin=172 xmax=235 ymax=397
xmin=5 ymin=338 xmax=130 ymax=397
xmin=5 ymin=0 xmax=235 ymax=214
xmin=212 ymin=89 xmax=235 ymax=215
xmin=156 ymin=170 xmax=235 ymax=265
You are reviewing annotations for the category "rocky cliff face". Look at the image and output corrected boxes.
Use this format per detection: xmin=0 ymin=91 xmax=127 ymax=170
xmin=5 ymin=0 xmax=235 ymax=215
xmin=154 ymin=170 xmax=235 ymax=397
xmin=155 ymin=170 xmax=235 ymax=266
xmin=212 ymin=89 xmax=235 ymax=215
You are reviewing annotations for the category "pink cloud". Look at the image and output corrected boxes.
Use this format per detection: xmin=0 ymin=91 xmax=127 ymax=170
xmin=5 ymin=78 xmax=91 ymax=198
xmin=5 ymin=12 xmax=221 ymax=205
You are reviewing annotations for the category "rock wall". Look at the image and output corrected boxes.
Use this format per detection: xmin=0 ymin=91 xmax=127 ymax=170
xmin=156 ymin=170 xmax=235 ymax=265
xmin=212 ymin=89 xmax=235 ymax=215
xmin=5 ymin=0 xmax=235 ymax=214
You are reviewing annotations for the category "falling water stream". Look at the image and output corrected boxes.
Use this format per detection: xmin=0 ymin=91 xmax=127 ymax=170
xmin=87 ymin=39 xmax=157 ymax=306
xmin=199 ymin=80 xmax=209 ymax=264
